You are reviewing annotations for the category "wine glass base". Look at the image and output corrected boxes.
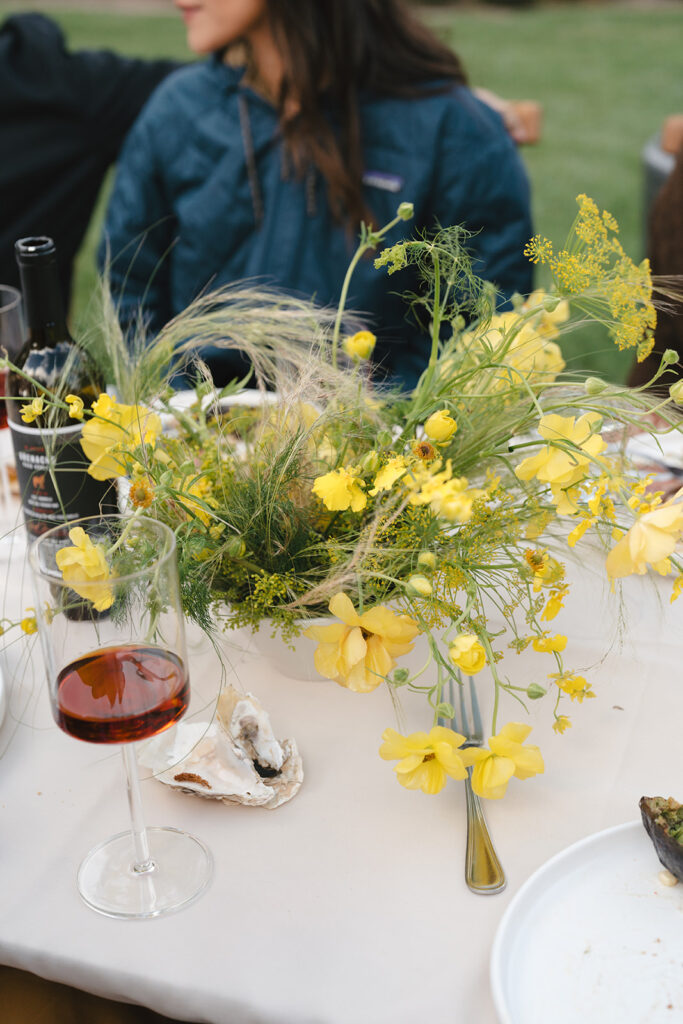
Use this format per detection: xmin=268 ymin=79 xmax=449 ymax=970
xmin=77 ymin=826 xmax=213 ymax=919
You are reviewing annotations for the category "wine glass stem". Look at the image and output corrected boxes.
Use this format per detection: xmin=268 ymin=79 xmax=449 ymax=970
xmin=121 ymin=744 xmax=155 ymax=874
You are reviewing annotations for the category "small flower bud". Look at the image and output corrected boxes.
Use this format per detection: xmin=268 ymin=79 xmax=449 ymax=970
xmin=397 ymin=202 xmax=414 ymax=221
xmin=526 ymin=683 xmax=547 ymax=700
xmin=376 ymin=429 xmax=393 ymax=448
xmin=662 ymin=349 xmax=679 ymax=366
xmin=406 ymin=574 xmax=432 ymax=598
xmin=584 ymin=376 xmax=609 ymax=396
xmin=224 ymin=534 xmax=246 ymax=558
xmin=360 ymin=450 xmax=380 ymax=474
xmin=542 ymin=294 xmax=562 ymax=313
xmin=392 ymin=667 xmax=410 ymax=686
xmin=511 ymin=291 xmax=525 ymax=311
xmin=669 ymin=379 xmax=683 ymax=405
xmin=417 ymin=551 xmax=437 ymax=571
xmin=435 ymin=701 xmax=454 ymax=719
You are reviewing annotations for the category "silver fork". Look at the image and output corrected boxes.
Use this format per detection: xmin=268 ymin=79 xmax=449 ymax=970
xmin=442 ymin=675 xmax=506 ymax=895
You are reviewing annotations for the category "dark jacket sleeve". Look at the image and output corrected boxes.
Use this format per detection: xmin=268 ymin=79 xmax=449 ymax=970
xmin=100 ymin=87 xmax=178 ymax=337
xmin=430 ymin=90 xmax=534 ymax=302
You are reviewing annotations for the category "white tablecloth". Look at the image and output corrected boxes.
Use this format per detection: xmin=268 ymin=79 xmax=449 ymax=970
xmin=0 ymin=509 xmax=681 ymax=1024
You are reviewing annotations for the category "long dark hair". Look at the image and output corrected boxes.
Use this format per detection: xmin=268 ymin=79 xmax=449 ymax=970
xmin=266 ymin=0 xmax=468 ymax=225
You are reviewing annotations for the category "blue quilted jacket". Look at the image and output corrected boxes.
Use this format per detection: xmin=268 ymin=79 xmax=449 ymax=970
xmin=102 ymin=57 xmax=533 ymax=388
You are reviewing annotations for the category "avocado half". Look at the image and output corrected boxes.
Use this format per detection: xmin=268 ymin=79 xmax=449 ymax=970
xmin=640 ymin=796 xmax=683 ymax=882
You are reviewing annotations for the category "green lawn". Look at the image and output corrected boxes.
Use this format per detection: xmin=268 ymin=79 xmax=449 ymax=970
xmin=3 ymin=2 xmax=682 ymax=380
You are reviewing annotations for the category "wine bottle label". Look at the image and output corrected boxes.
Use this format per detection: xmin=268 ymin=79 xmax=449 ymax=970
xmin=9 ymin=421 xmax=118 ymax=538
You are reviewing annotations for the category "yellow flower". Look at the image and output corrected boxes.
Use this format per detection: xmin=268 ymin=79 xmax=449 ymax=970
xmin=81 ymin=396 xmax=162 ymax=481
xmin=312 ymin=466 xmax=367 ymax=512
xmin=515 ymin=413 xmax=606 ymax=513
xmin=20 ymin=396 xmax=44 ymax=423
xmin=65 ymin=394 xmax=84 ymax=420
xmin=606 ymin=500 xmax=683 ymax=578
xmin=424 ymin=409 xmax=458 ymax=443
xmin=20 ymin=609 xmax=38 ymax=634
xmin=532 ymin=633 xmax=567 ymax=653
xmin=413 ymin=439 xmax=437 ymax=461
xmin=449 ymin=634 xmax=486 ymax=675
xmin=541 ymin=586 xmax=569 ymax=622
xmin=304 ymin=592 xmax=419 ymax=693
xmin=461 ymin=722 xmax=544 ymax=799
xmin=553 ymin=715 xmax=572 ymax=735
xmin=55 ymin=526 xmax=114 ymax=612
xmin=129 ymin=476 xmax=155 ymax=509
xmin=369 ymin=455 xmax=408 ymax=496
xmin=550 ymin=672 xmax=595 ymax=703
xmin=342 ymin=330 xmax=376 ymax=361
xmin=671 ymin=575 xmax=683 ymax=604
xmin=379 ymin=725 xmax=468 ymax=794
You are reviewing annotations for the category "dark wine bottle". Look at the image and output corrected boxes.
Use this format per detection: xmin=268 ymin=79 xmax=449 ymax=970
xmin=7 ymin=236 xmax=117 ymax=538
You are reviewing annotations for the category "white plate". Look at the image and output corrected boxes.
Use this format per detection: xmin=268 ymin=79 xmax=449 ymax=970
xmin=491 ymin=821 xmax=683 ymax=1024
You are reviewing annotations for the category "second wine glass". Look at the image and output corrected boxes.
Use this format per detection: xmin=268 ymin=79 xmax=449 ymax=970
xmin=30 ymin=513 xmax=212 ymax=919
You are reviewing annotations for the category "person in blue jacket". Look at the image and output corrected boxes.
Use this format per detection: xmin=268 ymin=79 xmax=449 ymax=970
xmin=102 ymin=0 xmax=534 ymax=390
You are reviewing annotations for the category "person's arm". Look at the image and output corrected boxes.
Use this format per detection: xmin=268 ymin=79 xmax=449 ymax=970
xmin=100 ymin=103 xmax=176 ymax=339
xmin=430 ymin=89 xmax=534 ymax=302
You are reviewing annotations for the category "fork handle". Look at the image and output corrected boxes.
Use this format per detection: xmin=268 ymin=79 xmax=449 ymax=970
xmin=464 ymin=773 xmax=507 ymax=894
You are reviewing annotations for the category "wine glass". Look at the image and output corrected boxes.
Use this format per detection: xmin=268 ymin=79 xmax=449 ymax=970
xmin=29 ymin=514 xmax=212 ymax=919
xmin=0 ymin=285 xmax=24 ymax=511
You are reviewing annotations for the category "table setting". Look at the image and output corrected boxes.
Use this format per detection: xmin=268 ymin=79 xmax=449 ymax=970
xmin=1 ymin=195 xmax=683 ymax=1022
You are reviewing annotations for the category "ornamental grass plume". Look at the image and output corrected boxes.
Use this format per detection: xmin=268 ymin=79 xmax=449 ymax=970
xmin=7 ymin=195 xmax=683 ymax=801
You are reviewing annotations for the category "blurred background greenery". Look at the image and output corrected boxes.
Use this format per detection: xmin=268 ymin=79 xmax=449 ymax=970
xmin=2 ymin=2 xmax=682 ymax=382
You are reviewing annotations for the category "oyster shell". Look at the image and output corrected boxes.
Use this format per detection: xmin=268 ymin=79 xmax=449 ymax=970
xmin=139 ymin=686 xmax=303 ymax=809
xmin=640 ymin=796 xmax=683 ymax=882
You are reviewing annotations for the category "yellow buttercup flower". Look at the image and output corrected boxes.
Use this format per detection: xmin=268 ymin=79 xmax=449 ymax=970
xmin=55 ymin=527 xmax=114 ymax=612
xmin=606 ymin=500 xmax=683 ymax=578
xmin=342 ymin=330 xmax=376 ymax=361
xmin=461 ymin=722 xmax=544 ymax=799
xmin=532 ymin=633 xmax=567 ymax=654
xmin=81 ymin=396 xmax=162 ymax=481
xmin=312 ymin=466 xmax=367 ymax=512
xmin=369 ymin=456 xmax=408 ymax=496
xmin=304 ymin=592 xmax=419 ymax=693
xmin=550 ymin=672 xmax=595 ymax=703
xmin=515 ymin=413 xmax=606 ymax=513
xmin=20 ymin=396 xmax=44 ymax=423
xmin=20 ymin=609 xmax=38 ymax=634
xmin=129 ymin=476 xmax=155 ymax=509
xmin=449 ymin=634 xmax=486 ymax=675
xmin=379 ymin=725 xmax=468 ymax=794
xmin=65 ymin=394 xmax=84 ymax=420
xmin=424 ymin=408 xmax=457 ymax=443
xmin=541 ymin=586 xmax=569 ymax=622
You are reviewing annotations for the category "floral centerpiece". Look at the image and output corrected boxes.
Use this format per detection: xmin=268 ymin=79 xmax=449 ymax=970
xmin=5 ymin=195 xmax=683 ymax=802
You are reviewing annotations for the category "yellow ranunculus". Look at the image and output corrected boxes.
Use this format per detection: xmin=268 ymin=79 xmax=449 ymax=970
xmin=369 ymin=456 xmax=408 ymax=496
xmin=65 ymin=394 xmax=84 ymax=420
xmin=20 ymin=396 xmax=44 ymax=423
xmin=20 ymin=609 xmax=38 ymax=634
xmin=449 ymin=633 xmax=486 ymax=675
xmin=532 ymin=633 xmax=567 ymax=653
xmin=515 ymin=412 xmax=606 ymax=513
xmin=55 ymin=527 xmax=114 ymax=612
xmin=342 ymin=330 xmax=376 ymax=361
xmin=461 ymin=722 xmax=544 ymax=799
xmin=606 ymin=500 xmax=683 ymax=578
xmin=312 ymin=466 xmax=366 ymax=512
xmin=424 ymin=408 xmax=458 ymax=443
xmin=304 ymin=592 xmax=419 ymax=693
xmin=81 ymin=396 xmax=162 ymax=481
xmin=379 ymin=725 xmax=468 ymax=794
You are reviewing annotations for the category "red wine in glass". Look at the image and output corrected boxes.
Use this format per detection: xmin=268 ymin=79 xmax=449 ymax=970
xmin=56 ymin=644 xmax=189 ymax=744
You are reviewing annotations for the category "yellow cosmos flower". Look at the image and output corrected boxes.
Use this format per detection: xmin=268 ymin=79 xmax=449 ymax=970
xmin=369 ymin=456 xmax=408 ymax=496
xmin=81 ymin=396 xmax=162 ymax=481
xmin=55 ymin=527 xmax=114 ymax=612
xmin=515 ymin=413 xmax=606 ymax=513
xmin=20 ymin=609 xmax=38 ymax=634
xmin=461 ymin=722 xmax=544 ymax=799
xmin=20 ymin=396 xmax=44 ymax=423
xmin=304 ymin=592 xmax=419 ymax=693
xmin=312 ymin=466 xmax=367 ymax=512
xmin=449 ymin=634 xmax=486 ymax=675
xmin=379 ymin=725 xmax=468 ymax=794
xmin=532 ymin=633 xmax=567 ymax=653
xmin=65 ymin=394 xmax=84 ymax=420
xmin=342 ymin=330 xmax=376 ymax=361
xmin=605 ymin=500 xmax=683 ymax=578
xmin=424 ymin=409 xmax=458 ymax=443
